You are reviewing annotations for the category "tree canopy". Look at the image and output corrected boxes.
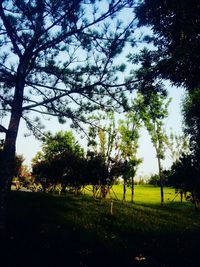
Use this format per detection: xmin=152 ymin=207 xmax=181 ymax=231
xmin=135 ymin=0 xmax=200 ymax=90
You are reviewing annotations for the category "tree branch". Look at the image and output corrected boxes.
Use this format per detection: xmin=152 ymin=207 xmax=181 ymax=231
xmin=0 ymin=124 xmax=8 ymax=133
xmin=32 ymin=0 xmax=129 ymax=56
xmin=0 ymin=3 xmax=22 ymax=58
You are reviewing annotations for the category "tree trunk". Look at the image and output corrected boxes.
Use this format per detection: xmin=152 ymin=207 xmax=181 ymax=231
xmin=0 ymin=69 xmax=24 ymax=234
xmin=131 ymin=177 xmax=134 ymax=203
xmin=180 ymin=190 xmax=183 ymax=203
xmin=123 ymin=180 xmax=126 ymax=201
xmin=158 ymin=157 xmax=164 ymax=207
xmin=0 ymin=116 xmax=21 ymax=234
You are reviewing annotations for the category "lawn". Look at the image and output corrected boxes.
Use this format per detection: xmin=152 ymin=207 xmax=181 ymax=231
xmin=2 ymin=186 xmax=200 ymax=267
xmin=83 ymin=184 xmax=183 ymax=204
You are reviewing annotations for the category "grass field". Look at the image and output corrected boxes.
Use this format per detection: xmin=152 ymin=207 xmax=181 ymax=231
xmin=83 ymin=184 xmax=183 ymax=204
xmin=1 ymin=186 xmax=200 ymax=267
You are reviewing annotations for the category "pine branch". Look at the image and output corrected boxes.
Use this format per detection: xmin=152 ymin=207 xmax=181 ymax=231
xmin=0 ymin=124 xmax=8 ymax=133
xmin=0 ymin=3 xmax=23 ymax=57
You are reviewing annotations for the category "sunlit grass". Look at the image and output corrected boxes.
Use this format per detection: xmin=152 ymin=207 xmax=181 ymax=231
xmin=83 ymin=184 xmax=182 ymax=204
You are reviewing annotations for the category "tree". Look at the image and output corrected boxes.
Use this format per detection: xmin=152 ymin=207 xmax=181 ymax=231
xmin=17 ymin=164 xmax=33 ymax=190
xmin=167 ymin=131 xmax=190 ymax=164
xmin=118 ymin=109 xmax=141 ymax=202
xmin=87 ymin=111 xmax=119 ymax=198
xmin=136 ymin=92 xmax=170 ymax=206
xmin=135 ymin=0 xmax=200 ymax=90
xmin=0 ymin=0 xmax=135 ymax=231
xmin=0 ymin=146 xmax=24 ymax=189
xmin=135 ymin=0 xmax=200 ymax=201
xmin=182 ymin=89 xmax=200 ymax=168
xmin=32 ymin=131 xmax=84 ymax=193
xmin=147 ymin=173 xmax=160 ymax=186
xmin=39 ymin=131 xmax=84 ymax=159
xmin=85 ymin=150 xmax=109 ymax=198
xmin=167 ymin=154 xmax=200 ymax=208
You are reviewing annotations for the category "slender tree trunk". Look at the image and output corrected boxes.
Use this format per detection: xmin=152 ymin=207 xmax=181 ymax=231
xmin=131 ymin=177 xmax=134 ymax=203
xmin=158 ymin=156 xmax=164 ymax=207
xmin=123 ymin=180 xmax=126 ymax=201
xmin=180 ymin=190 xmax=183 ymax=203
xmin=0 ymin=69 xmax=25 ymax=234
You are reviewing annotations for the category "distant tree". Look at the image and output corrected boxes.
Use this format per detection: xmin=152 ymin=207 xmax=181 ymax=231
xmin=136 ymin=92 xmax=170 ymax=206
xmin=12 ymin=156 xmax=31 ymax=190
xmin=182 ymin=89 xmax=200 ymax=174
xmin=40 ymin=131 xmax=84 ymax=160
xmin=147 ymin=174 xmax=160 ymax=186
xmin=32 ymin=131 xmax=85 ymax=193
xmin=85 ymin=150 xmax=109 ymax=198
xmin=118 ymin=108 xmax=142 ymax=202
xmin=18 ymin=164 xmax=33 ymax=189
xmin=134 ymin=177 xmax=146 ymax=185
xmin=167 ymin=131 xmax=190 ymax=163
xmin=87 ymin=111 xmax=119 ymax=198
xmin=0 ymin=0 xmax=135 ymax=231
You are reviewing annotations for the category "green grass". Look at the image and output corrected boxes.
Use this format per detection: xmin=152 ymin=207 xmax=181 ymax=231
xmin=2 ymin=186 xmax=200 ymax=266
xmin=84 ymin=184 xmax=183 ymax=204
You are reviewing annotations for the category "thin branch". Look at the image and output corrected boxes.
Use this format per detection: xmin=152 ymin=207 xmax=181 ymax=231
xmin=0 ymin=3 xmax=22 ymax=57
xmin=0 ymin=95 xmax=13 ymax=107
xmin=25 ymin=81 xmax=68 ymax=93
xmin=79 ymin=92 xmax=112 ymax=109
xmin=0 ymin=124 xmax=8 ymax=133
xmin=33 ymin=1 xmax=128 ymax=55
xmin=22 ymin=81 xmax=101 ymax=110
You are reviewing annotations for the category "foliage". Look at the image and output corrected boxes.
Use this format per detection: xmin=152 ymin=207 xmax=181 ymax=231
xmin=134 ymin=92 xmax=170 ymax=205
xmin=136 ymin=92 xmax=170 ymax=160
xmin=40 ymin=131 xmax=84 ymax=159
xmin=87 ymin=111 xmax=123 ymax=198
xmin=32 ymin=131 xmax=85 ymax=192
xmin=85 ymin=150 xmax=109 ymax=186
xmin=135 ymin=0 xmax=200 ymax=90
xmin=32 ymin=130 xmax=121 ymax=194
xmin=167 ymin=154 xmax=200 ymax=207
xmin=147 ymin=172 xmax=170 ymax=187
xmin=166 ymin=131 xmax=190 ymax=163
xmin=147 ymin=174 xmax=160 ymax=186
xmin=182 ymin=89 xmax=200 ymax=163
xmin=117 ymin=109 xmax=142 ymax=201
